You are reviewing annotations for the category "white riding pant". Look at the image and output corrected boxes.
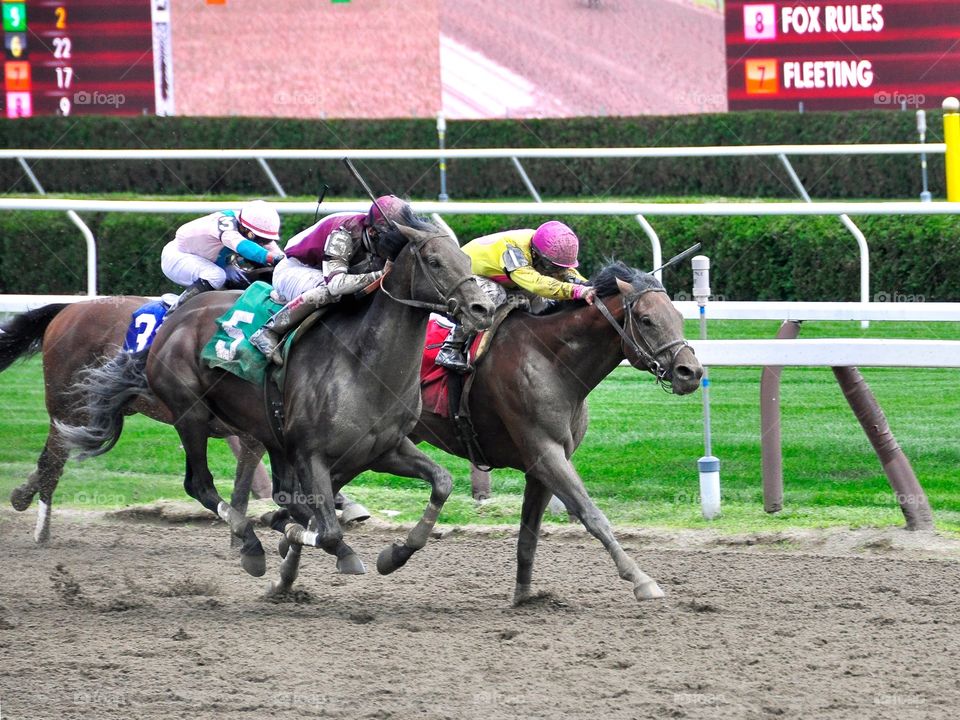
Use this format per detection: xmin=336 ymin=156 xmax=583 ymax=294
xmin=272 ymin=256 xmax=327 ymax=303
xmin=161 ymin=241 xmax=227 ymax=289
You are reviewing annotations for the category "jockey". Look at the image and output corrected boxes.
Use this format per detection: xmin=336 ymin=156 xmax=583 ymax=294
xmin=435 ymin=221 xmax=596 ymax=372
xmin=249 ymin=195 xmax=410 ymax=365
xmin=161 ymin=200 xmax=284 ymax=309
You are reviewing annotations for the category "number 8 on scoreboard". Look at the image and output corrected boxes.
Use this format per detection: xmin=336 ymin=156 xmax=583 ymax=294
xmin=743 ymin=3 xmax=776 ymax=41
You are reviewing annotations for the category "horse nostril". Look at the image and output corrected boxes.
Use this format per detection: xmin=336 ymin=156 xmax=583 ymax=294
xmin=675 ymin=364 xmax=697 ymax=382
xmin=470 ymin=302 xmax=491 ymax=318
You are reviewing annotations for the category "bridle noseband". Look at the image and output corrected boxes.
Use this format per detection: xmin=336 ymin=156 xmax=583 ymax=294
xmin=379 ymin=231 xmax=478 ymax=316
xmin=594 ymin=288 xmax=691 ymax=390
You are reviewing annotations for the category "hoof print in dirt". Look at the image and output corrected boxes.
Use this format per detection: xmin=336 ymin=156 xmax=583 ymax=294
xmin=349 ymin=610 xmax=375 ymax=624
xmin=262 ymin=588 xmax=314 ymax=605
xmin=678 ymin=599 xmax=720 ymax=614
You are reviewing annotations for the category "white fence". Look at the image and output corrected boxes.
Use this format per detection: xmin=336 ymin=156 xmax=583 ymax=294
xmin=3 ymin=196 xmax=960 ymax=299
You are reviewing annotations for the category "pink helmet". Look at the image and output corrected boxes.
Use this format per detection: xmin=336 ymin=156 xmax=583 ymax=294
xmin=531 ymin=221 xmax=580 ymax=268
xmin=238 ymin=200 xmax=281 ymax=241
xmin=367 ymin=195 xmax=409 ymax=228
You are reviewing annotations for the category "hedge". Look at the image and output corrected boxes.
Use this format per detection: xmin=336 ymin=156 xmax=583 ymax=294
xmin=4 ymin=212 xmax=957 ymax=301
xmin=0 ymin=110 xmax=943 ymax=200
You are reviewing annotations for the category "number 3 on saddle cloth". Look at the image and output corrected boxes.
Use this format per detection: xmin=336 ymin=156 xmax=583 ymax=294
xmin=420 ymin=315 xmax=485 ymax=417
xmin=123 ymin=300 xmax=172 ymax=353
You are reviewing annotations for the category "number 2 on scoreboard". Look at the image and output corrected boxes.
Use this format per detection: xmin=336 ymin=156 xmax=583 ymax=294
xmin=55 ymin=6 xmax=67 ymax=29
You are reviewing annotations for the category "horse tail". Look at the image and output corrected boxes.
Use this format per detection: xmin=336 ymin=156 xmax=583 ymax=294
xmin=56 ymin=350 xmax=151 ymax=460
xmin=0 ymin=303 xmax=69 ymax=373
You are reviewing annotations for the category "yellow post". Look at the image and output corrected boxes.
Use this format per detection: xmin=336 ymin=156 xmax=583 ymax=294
xmin=943 ymin=97 xmax=960 ymax=202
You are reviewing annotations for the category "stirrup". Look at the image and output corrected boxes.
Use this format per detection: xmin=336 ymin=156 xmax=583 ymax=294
xmin=435 ymin=346 xmax=470 ymax=373
xmin=250 ymin=328 xmax=284 ymax=366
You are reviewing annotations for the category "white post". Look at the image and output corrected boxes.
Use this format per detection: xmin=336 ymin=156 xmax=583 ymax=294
xmin=693 ymin=255 xmax=720 ymax=520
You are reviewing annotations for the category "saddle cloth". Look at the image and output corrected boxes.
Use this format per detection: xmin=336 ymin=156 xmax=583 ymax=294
xmin=419 ymin=315 xmax=484 ymax=418
xmin=200 ymin=281 xmax=284 ymax=386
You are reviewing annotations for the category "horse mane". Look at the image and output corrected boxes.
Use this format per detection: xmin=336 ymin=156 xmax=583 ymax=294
xmin=591 ymin=260 xmax=664 ymax=298
xmin=375 ymin=206 xmax=434 ymax=261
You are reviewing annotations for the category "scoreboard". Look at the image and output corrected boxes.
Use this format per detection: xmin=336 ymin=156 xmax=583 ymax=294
xmin=2 ymin=0 xmax=173 ymax=118
xmin=726 ymin=0 xmax=960 ymax=111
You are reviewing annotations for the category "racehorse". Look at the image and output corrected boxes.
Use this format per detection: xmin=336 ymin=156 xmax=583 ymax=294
xmin=0 ymin=297 xmax=271 ymax=544
xmin=60 ymin=215 xmax=495 ymax=589
xmin=411 ymin=262 xmax=702 ymax=603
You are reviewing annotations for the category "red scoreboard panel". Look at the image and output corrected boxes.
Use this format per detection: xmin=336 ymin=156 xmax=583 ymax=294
xmin=726 ymin=0 xmax=960 ymax=111
xmin=2 ymin=0 xmax=173 ymax=118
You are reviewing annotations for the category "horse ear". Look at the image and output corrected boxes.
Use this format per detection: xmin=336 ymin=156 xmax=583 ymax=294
xmin=615 ymin=277 xmax=635 ymax=296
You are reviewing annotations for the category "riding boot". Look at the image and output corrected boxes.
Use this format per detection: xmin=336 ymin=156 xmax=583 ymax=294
xmin=435 ymin=323 xmax=474 ymax=373
xmin=168 ymin=278 xmax=214 ymax=314
xmin=250 ymin=286 xmax=329 ymax=366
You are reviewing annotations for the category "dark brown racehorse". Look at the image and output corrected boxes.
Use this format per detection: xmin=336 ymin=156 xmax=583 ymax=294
xmin=60 ymin=216 xmax=495 ymax=590
xmin=411 ymin=262 xmax=702 ymax=603
xmin=0 ymin=297 xmax=270 ymax=544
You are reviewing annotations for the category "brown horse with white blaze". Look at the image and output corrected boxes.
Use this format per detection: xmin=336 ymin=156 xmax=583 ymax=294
xmin=411 ymin=262 xmax=702 ymax=603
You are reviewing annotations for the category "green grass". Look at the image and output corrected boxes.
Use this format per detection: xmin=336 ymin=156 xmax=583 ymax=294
xmin=1 ymin=320 xmax=958 ymax=533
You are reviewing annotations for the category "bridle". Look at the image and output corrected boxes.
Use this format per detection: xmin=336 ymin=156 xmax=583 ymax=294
xmin=594 ymin=288 xmax=691 ymax=390
xmin=378 ymin=230 xmax=478 ymax=316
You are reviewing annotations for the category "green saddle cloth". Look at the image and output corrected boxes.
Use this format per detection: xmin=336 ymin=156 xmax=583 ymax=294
xmin=200 ymin=281 xmax=283 ymax=386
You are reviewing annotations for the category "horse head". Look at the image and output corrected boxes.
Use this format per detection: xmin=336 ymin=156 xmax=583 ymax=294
xmin=378 ymin=220 xmax=494 ymax=334
xmin=595 ymin=264 xmax=701 ymax=395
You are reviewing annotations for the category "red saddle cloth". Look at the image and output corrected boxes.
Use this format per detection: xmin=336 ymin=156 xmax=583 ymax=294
xmin=420 ymin=316 xmax=484 ymax=418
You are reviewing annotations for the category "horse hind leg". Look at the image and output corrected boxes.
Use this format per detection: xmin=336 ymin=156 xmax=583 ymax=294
xmin=369 ymin=438 xmax=453 ymax=575
xmin=530 ymin=448 xmax=664 ymax=602
xmin=226 ymin=435 xmax=267 ymax=550
xmin=512 ymin=476 xmax=553 ymax=605
xmin=12 ymin=431 xmax=69 ymax=545
xmin=180 ymin=426 xmax=266 ymax=577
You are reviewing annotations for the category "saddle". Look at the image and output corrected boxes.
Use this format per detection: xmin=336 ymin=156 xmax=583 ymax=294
xmin=420 ymin=302 xmax=516 ymax=470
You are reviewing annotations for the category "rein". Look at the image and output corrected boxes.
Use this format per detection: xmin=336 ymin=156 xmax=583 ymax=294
xmin=594 ymin=289 xmax=690 ymax=389
xmin=379 ymin=232 xmax=476 ymax=315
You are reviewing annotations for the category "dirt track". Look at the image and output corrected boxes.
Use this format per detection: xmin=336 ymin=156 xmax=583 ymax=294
xmin=1 ymin=510 xmax=959 ymax=719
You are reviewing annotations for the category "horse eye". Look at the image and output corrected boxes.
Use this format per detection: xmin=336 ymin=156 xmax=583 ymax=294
xmin=427 ymin=256 xmax=441 ymax=268
xmin=640 ymin=315 xmax=653 ymax=326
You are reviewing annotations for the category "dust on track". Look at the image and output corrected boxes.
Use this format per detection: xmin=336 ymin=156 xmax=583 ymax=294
xmin=1 ymin=509 xmax=958 ymax=719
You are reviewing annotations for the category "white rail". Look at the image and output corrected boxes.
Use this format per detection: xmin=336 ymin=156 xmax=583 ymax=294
xmin=0 ymin=143 xmax=944 ymax=161
xmin=5 ymin=295 xmax=958 ymax=322
xmin=1 ymin=198 xmax=958 ymax=217
xmin=689 ymin=339 xmax=960 ymax=367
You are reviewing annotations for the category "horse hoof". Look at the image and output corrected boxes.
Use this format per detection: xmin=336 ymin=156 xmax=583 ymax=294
xmin=512 ymin=584 xmax=533 ymax=606
xmin=336 ymin=554 xmax=367 ymax=575
xmin=278 ymin=536 xmax=290 ymax=559
xmin=10 ymin=485 xmax=35 ymax=512
xmin=265 ymin=580 xmax=289 ymax=597
xmin=634 ymin=581 xmax=665 ymax=601
xmin=230 ymin=535 xmax=243 ymax=550
xmin=339 ymin=502 xmax=371 ymax=524
xmin=376 ymin=542 xmax=411 ymax=575
xmin=240 ymin=540 xmax=267 ymax=577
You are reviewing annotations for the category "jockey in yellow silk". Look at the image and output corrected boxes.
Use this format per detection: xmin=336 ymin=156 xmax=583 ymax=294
xmin=435 ymin=221 xmax=596 ymax=372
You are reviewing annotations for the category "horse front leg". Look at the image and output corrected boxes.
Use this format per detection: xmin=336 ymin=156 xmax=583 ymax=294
xmin=368 ymin=437 xmax=453 ymax=575
xmin=513 ymin=476 xmax=553 ymax=605
xmin=528 ymin=447 xmax=664 ymax=602
xmin=283 ymin=453 xmax=366 ymax=576
xmin=179 ymin=424 xmax=266 ymax=577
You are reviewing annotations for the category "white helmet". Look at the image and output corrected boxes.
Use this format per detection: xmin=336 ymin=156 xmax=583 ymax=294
xmin=238 ymin=200 xmax=281 ymax=241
